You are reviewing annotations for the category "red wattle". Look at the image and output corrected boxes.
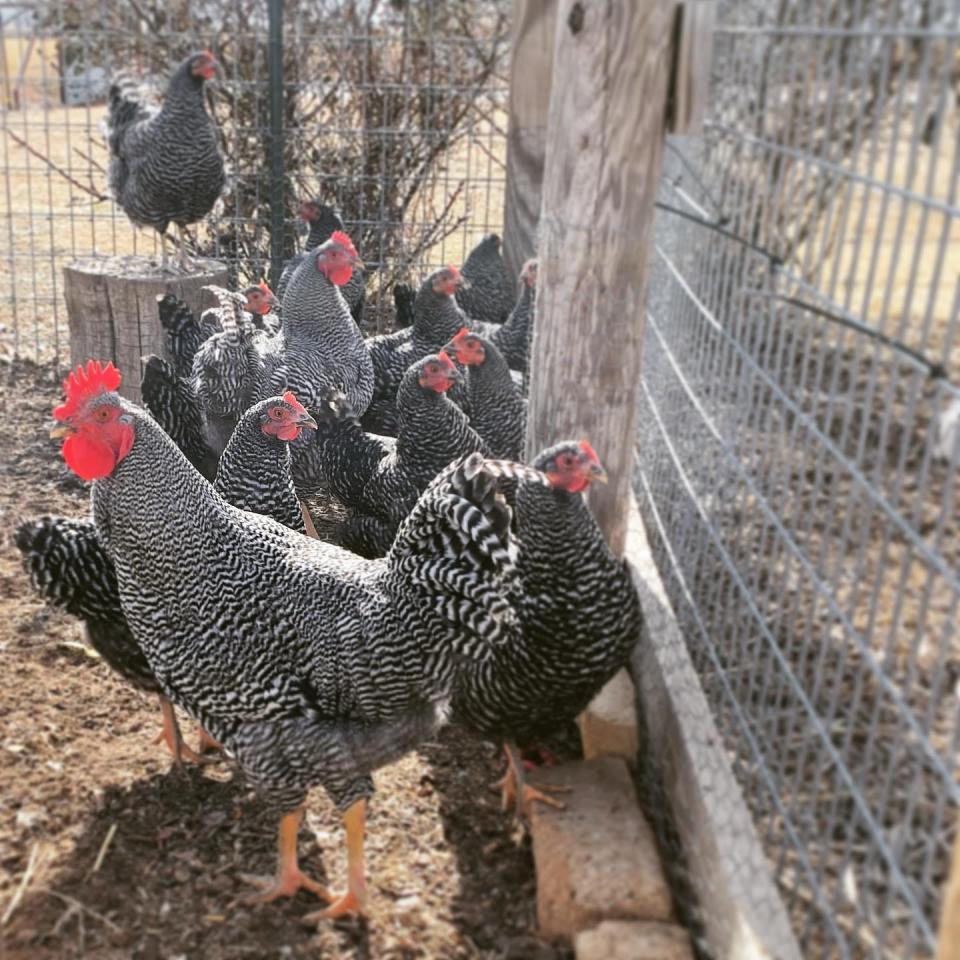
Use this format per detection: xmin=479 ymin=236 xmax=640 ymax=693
xmin=62 ymin=433 xmax=117 ymax=481
xmin=328 ymin=265 xmax=353 ymax=287
xmin=277 ymin=424 xmax=300 ymax=441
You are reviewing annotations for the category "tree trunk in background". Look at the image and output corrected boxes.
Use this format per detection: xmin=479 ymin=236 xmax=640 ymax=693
xmin=502 ymin=0 xmax=557 ymax=284
xmin=63 ymin=256 xmax=227 ymax=404
xmin=525 ymin=0 xmax=676 ymax=557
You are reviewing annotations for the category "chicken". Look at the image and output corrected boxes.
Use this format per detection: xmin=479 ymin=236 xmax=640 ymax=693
xmin=392 ymin=281 xmax=416 ymax=329
xmin=444 ymin=329 xmax=525 ymax=461
xmin=362 ymin=266 xmax=471 ymax=436
xmin=50 ymin=359 xmax=535 ymax=919
xmin=191 ymin=298 xmax=265 ymax=457
xmin=456 ymin=233 xmax=515 ymax=326
xmin=157 ymin=293 xmax=219 ymax=379
xmin=215 ymin=392 xmax=317 ymax=535
xmin=490 ymin=259 xmax=538 ymax=382
xmin=276 ymin=200 xmax=365 ymax=322
xmin=19 ymin=385 xmax=320 ymax=767
xmin=301 ymin=352 xmax=487 ymax=558
xmin=273 ymin=232 xmax=373 ymax=421
xmin=106 ymin=51 xmax=224 ymax=270
xmin=141 ymin=355 xmax=219 ymax=481
xmin=451 ymin=441 xmax=641 ymax=815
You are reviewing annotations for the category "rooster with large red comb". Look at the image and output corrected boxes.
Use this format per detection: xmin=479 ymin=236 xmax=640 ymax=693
xmin=40 ymin=358 xmax=542 ymax=920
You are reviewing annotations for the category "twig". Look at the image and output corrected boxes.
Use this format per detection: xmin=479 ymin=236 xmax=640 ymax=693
xmin=40 ymin=888 xmax=121 ymax=933
xmin=72 ymin=146 xmax=107 ymax=176
xmin=4 ymin=128 xmax=108 ymax=202
xmin=1 ymin=843 xmax=40 ymax=926
xmin=89 ymin=823 xmax=117 ymax=876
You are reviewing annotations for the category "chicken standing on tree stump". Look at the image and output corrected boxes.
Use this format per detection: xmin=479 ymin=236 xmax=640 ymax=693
xmin=106 ymin=50 xmax=225 ymax=271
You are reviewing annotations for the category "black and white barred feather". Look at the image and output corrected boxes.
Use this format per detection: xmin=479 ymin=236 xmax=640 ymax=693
xmin=456 ymin=233 xmax=515 ymax=326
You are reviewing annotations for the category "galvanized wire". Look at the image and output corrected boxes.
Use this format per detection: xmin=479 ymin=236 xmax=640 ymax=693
xmin=637 ymin=1 xmax=960 ymax=957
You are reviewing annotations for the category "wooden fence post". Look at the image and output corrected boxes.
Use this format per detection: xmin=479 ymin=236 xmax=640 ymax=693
xmin=525 ymin=0 xmax=677 ymax=558
xmin=502 ymin=0 xmax=557 ymax=282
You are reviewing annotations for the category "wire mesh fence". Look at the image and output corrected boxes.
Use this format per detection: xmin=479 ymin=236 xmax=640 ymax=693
xmin=0 ymin=0 xmax=510 ymax=366
xmin=637 ymin=1 xmax=960 ymax=957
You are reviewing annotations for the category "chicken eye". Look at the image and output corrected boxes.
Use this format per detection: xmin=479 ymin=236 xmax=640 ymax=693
xmin=95 ymin=407 xmax=111 ymax=422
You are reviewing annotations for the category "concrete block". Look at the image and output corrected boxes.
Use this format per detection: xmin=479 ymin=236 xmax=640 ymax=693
xmin=530 ymin=757 xmax=673 ymax=940
xmin=575 ymin=920 xmax=695 ymax=960
xmin=579 ymin=669 xmax=639 ymax=761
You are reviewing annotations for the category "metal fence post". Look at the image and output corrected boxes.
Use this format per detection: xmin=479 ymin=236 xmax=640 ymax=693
xmin=267 ymin=0 xmax=285 ymax=287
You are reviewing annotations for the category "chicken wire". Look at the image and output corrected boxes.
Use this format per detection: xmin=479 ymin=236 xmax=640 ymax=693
xmin=0 ymin=0 xmax=510 ymax=366
xmin=636 ymin=1 xmax=960 ymax=957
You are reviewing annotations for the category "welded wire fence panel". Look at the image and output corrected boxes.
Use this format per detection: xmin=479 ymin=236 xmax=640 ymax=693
xmin=0 ymin=0 xmax=509 ymax=365
xmin=636 ymin=2 xmax=960 ymax=957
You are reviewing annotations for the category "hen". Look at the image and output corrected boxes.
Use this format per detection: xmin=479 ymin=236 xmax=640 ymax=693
xmin=457 ymin=233 xmax=515 ymax=326
xmin=300 ymin=352 xmax=487 ymax=558
xmin=490 ymin=258 xmax=538 ymax=381
xmin=106 ymin=51 xmax=224 ymax=270
xmin=452 ymin=441 xmax=641 ymax=814
xmin=362 ymin=265 xmax=470 ymax=436
xmin=273 ymin=232 xmax=373 ymax=421
xmin=444 ymin=328 xmax=526 ymax=461
xmin=277 ymin=200 xmax=365 ymax=322
xmin=18 ymin=388 xmax=316 ymax=765
xmin=51 ymin=359 xmax=535 ymax=919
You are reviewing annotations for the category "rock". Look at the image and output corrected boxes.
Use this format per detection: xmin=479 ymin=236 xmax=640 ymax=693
xmin=575 ymin=920 xmax=695 ymax=960
xmin=530 ymin=757 xmax=673 ymax=940
xmin=578 ymin=669 xmax=638 ymax=761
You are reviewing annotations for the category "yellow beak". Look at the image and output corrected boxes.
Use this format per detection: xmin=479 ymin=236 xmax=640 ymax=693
xmin=49 ymin=424 xmax=73 ymax=439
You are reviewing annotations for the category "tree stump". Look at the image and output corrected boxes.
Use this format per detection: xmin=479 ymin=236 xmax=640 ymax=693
xmin=63 ymin=256 xmax=229 ymax=404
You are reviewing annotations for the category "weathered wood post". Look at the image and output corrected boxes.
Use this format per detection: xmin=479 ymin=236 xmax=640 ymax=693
xmin=525 ymin=0 xmax=676 ymax=556
xmin=502 ymin=0 xmax=557 ymax=282
xmin=62 ymin=256 xmax=228 ymax=404
xmin=524 ymin=1 xmax=680 ymax=764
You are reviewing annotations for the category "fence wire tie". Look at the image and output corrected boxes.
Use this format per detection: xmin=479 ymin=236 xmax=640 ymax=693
xmin=740 ymin=291 xmax=950 ymax=384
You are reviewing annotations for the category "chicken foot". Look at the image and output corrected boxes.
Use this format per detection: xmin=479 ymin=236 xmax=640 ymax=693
xmin=154 ymin=697 xmax=219 ymax=768
xmin=242 ymin=806 xmax=330 ymax=905
xmin=491 ymin=742 xmax=570 ymax=818
xmin=303 ymin=798 xmax=367 ymax=922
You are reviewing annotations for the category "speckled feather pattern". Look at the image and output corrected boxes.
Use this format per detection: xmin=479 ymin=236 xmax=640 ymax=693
xmin=459 ymin=338 xmax=526 ymax=461
xmin=106 ymin=56 xmax=224 ymax=232
xmin=456 ymin=234 xmax=515 ymax=326
xmin=90 ymin=406 xmax=526 ymax=812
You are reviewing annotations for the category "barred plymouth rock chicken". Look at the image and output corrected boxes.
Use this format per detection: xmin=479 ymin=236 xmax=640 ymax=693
xmin=277 ymin=200 xmax=365 ymax=322
xmin=444 ymin=328 xmax=526 ymax=461
xmin=457 ymin=233 xmax=515 ymax=326
xmin=18 ymin=382 xmax=320 ymax=766
xmin=141 ymin=355 xmax=219 ymax=481
xmin=273 ymin=232 xmax=373 ymax=420
xmin=362 ymin=266 xmax=471 ymax=436
xmin=49 ymin=359 xmax=537 ymax=919
xmin=215 ymin=392 xmax=316 ymax=535
xmin=106 ymin=51 xmax=225 ymax=270
xmin=301 ymin=352 xmax=488 ymax=558
xmin=451 ymin=441 xmax=641 ymax=814
xmin=490 ymin=258 xmax=538 ymax=380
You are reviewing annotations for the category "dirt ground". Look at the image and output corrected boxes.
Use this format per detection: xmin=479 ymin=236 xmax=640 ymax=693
xmin=0 ymin=360 xmax=566 ymax=960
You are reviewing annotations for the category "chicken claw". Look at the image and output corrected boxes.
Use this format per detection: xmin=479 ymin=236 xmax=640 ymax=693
xmin=302 ymin=798 xmax=368 ymax=923
xmin=493 ymin=742 xmax=571 ymax=818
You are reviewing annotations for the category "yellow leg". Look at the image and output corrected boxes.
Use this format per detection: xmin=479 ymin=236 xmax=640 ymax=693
xmin=155 ymin=696 xmax=206 ymax=768
xmin=491 ymin=742 xmax=570 ymax=818
xmin=303 ymin=798 xmax=367 ymax=922
xmin=195 ymin=725 xmax=223 ymax=755
xmin=243 ymin=806 xmax=330 ymax=905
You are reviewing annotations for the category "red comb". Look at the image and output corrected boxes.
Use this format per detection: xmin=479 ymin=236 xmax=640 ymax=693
xmin=579 ymin=440 xmax=601 ymax=464
xmin=445 ymin=265 xmax=461 ymax=277
xmin=437 ymin=350 xmax=455 ymax=368
xmin=200 ymin=49 xmax=216 ymax=60
xmin=282 ymin=390 xmax=308 ymax=415
xmin=53 ymin=360 xmax=121 ymax=421
xmin=452 ymin=327 xmax=471 ymax=343
xmin=258 ymin=279 xmax=272 ymax=294
xmin=330 ymin=230 xmax=358 ymax=258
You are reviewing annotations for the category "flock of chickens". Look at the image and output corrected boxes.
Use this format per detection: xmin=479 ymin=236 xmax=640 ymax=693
xmin=14 ymin=51 xmax=641 ymax=923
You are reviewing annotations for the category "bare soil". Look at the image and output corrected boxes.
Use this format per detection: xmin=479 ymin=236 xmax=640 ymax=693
xmin=0 ymin=360 xmax=566 ymax=960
